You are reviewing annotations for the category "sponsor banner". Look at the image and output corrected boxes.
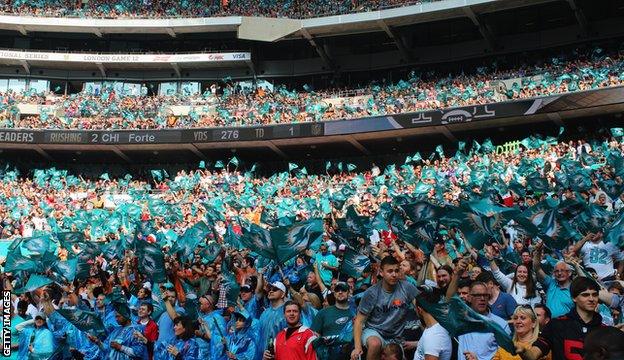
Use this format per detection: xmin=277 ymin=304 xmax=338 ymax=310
xmin=0 ymin=86 xmax=621 ymax=145
xmin=0 ymin=50 xmax=251 ymax=63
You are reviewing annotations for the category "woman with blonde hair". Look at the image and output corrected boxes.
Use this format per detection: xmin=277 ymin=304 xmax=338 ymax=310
xmin=493 ymin=305 xmax=551 ymax=360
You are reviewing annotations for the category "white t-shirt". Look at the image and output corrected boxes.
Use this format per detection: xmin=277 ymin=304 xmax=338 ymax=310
xmin=414 ymin=323 xmax=452 ymax=360
xmin=581 ymin=241 xmax=624 ymax=280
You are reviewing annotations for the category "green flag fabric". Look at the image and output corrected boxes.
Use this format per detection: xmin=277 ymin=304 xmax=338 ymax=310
xmin=56 ymin=309 xmax=106 ymax=335
xmin=420 ymin=296 xmax=515 ymax=355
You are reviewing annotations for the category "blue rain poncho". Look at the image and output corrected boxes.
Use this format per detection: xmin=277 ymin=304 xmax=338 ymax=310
xmin=17 ymin=325 xmax=55 ymax=360
xmin=154 ymin=337 xmax=200 ymax=360
xmin=46 ymin=311 xmax=101 ymax=360
xmin=225 ymin=313 xmax=258 ymax=360
xmin=96 ymin=323 xmax=147 ymax=360
xmin=256 ymin=303 xmax=286 ymax=358
xmin=197 ymin=310 xmax=227 ymax=360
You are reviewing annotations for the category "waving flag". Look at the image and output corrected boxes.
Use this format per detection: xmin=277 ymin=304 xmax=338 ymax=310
xmin=240 ymin=218 xmax=323 ymax=265
xmin=4 ymin=251 xmax=37 ymax=273
xmin=400 ymin=201 xmax=444 ymax=225
xmin=420 ymin=296 xmax=514 ymax=355
xmin=340 ymin=248 xmax=371 ymax=278
xmin=14 ymin=274 xmax=53 ymax=294
xmin=523 ymin=201 xmax=580 ymax=250
xmin=52 ymin=258 xmax=78 ymax=283
xmin=606 ymin=211 xmax=624 ymax=248
xmin=172 ymin=221 xmax=211 ymax=261
xmin=57 ymin=309 xmax=105 ymax=335
xmin=442 ymin=200 xmax=518 ymax=249
xmin=137 ymin=240 xmax=167 ymax=283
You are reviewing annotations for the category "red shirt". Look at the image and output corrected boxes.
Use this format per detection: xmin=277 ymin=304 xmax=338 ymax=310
xmin=139 ymin=318 xmax=159 ymax=360
xmin=274 ymin=326 xmax=317 ymax=360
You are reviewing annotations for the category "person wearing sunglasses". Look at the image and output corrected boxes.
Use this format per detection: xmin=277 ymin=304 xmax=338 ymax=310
xmin=257 ymin=276 xmax=288 ymax=359
xmin=447 ymin=257 xmax=511 ymax=360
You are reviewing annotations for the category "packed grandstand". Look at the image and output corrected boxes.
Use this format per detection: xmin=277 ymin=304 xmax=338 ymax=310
xmin=2 ymin=1 xmax=624 ymax=360
xmin=0 ymin=0 xmax=439 ymax=18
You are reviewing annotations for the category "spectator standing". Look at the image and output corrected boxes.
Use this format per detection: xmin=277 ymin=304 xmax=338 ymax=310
xmin=533 ymin=242 xmax=574 ymax=318
xmin=413 ymin=290 xmax=452 ymax=360
xmin=264 ymin=300 xmax=318 ymax=360
xmin=351 ymin=256 xmax=420 ymax=360
xmin=516 ymin=277 xmax=604 ymax=360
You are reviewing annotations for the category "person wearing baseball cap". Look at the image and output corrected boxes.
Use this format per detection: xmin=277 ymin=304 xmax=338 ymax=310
xmin=312 ymin=282 xmax=355 ymax=359
xmin=225 ymin=310 xmax=257 ymax=360
xmin=239 ymin=283 xmax=262 ymax=319
xmin=88 ymin=306 xmax=147 ymax=360
xmin=17 ymin=311 xmax=55 ymax=360
xmin=256 ymin=274 xmax=288 ymax=358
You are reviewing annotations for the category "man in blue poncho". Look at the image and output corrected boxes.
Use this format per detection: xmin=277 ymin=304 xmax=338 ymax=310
xmin=87 ymin=308 xmax=147 ymax=360
xmin=46 ymin=310 xmax=101 ymax=360
xmin=95 ymin=293 xmax=121 ymax=334
xmin=155 ymin=283 xmax=186 ymax=350
xmin=256 ymin=275 xmax=287 ymax=358
xmin=195 ymin=294 xmax=227 ymax=360
xmin=17 ymin=312 xmax=55 ymax=360
xmin=225 ymin=310 xmax=257 ymax=360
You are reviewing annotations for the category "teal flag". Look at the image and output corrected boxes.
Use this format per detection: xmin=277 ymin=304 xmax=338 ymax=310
xmin=137 ymin=240 xmax=167 ymax=283
xmin=420 ymin=296 xmax=514 ymax=355
xmin=14 ymin=274 xmax=53 ymax=294
xmin=576 ymin=204 xmax=613 ymax=233
xmin=56 ymin=309 xmax=105 ymax=335
xmin=4 ymin=251 xmax=37 ymax=273
xmin=172 ymin=221 xmax=211 ymax=261
xmin=523 ymin=201 xmax=580 ymax=250
xmin=606 ymin=211 xmax=624 ymax=248
xmin=400 ymin=201 xmax=444 ymax=225
xmin=99 ymin=173 xmax=110 ymax=181
xmin=610 ymin=127 xmax=624 ymax=138
xmin=288 ymin=163 xmax=298 ymax=172
xmin=52 ymin=258 xmax=78 ymax=283
xmin=442 ymin=200 xmax=518 ymax=249
xmin=340 ymin=248 xmax=371 ymax=278
xmin=21 ymin=234 xmax=52 ymax=256
xmin=240 ymin=218 xmax=324 ymax=265
xmin=526 ymin=172 xmax=550 ymax=193
xmin=229 ymin=156 xmax=239 ymax=167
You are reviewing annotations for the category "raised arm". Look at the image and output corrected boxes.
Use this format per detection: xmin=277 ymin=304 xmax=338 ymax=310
xmin=313 ymin=261 xmax=328 ymax=294
xmin=446 ymin=256 xmax=468 ymax=300
xmin=532 ymin=241 xmax=547 ymax=282
xmin=569 ymin=232 xmax=592 ymax=256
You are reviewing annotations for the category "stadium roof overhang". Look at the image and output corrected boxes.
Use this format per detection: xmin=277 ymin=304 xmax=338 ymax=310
xmin=0 ymin=0 xmax=561 ymax=41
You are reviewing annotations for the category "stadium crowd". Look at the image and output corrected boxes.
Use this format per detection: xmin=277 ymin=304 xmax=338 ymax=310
xmin=1 ymin=126 xmax=624 ymax=360
xmin=0 ymin=0 xmax=437 ymax=19
xmin=1 ymin=45 xmax=623 ymax=130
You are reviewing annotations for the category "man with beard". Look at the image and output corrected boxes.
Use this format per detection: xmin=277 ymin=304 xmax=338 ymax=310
xmin=312 ymin=282 xmax=355 ymax=360
xmin=257 ymin=277 xmax=288 ymax=358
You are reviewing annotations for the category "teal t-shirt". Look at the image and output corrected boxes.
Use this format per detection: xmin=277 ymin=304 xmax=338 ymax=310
xmin=311 ymin=306 xmax=355 ymax=337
